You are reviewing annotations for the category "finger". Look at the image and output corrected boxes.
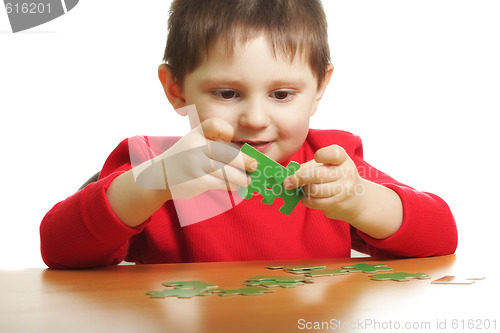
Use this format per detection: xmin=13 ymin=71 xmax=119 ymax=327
xmin=303 ymin=182 xmax=342 ymax=198
xmin=200 ymin=118 xmax=234 ymax=142
xmin=200 ymin=119 xmax=258 ymax=172
xmin=218 ymin=149 xmax=257 ymax=173
xmin=284 ymin=161 xmax=340 ymax=189
xmin=301 ymin=195 xmax=342 ymax=211
xmin=242 ymin=153 xmax=258 ymax=172
xmin=183 ymin=172 xmax=244 ymax=194
xmin=207 ymin=162 xmax=251 ymax=188
xmin=206 ymin=141 xmax=257 ymax=172
xmin=314 ymin=145 xmax=347 ymax=166
xmin=194 ymin=150 xmax=250 ymax=188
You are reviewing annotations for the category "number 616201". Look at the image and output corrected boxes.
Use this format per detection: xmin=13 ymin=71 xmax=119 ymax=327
xmin=5 ymin=2 xmax=52 ymax=14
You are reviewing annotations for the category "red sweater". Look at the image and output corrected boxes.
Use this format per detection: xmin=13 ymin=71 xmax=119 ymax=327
xmin=40 ymin=129 xmax=457 ymax=269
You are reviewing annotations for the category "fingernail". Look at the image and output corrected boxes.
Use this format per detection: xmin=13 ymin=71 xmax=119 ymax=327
xmin=283 ymin=179 xmax=293 ymax=190
xmin=250 ymin=161 xmax=258 ymax=171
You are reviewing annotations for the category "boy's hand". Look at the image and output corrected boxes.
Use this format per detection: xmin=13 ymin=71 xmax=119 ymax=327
xmin=283 ymin=145 xmax=364 ymax=222
xmin=142 ymin=118 xmax=257 ymax=200
xmin=283 ymin=144 xmax=403 ymax=239
xmin=107 ymin=118 xmax=257 ymax=228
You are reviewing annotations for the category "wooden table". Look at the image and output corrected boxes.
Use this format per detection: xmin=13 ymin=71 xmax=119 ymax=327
xmin=1 ymin=255 xmax=498 ymax=333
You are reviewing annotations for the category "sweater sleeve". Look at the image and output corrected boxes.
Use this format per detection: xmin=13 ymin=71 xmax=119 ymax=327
xmin=307 ymin=129 xmax=458 ymax=258
xmin=349 ymin=140 xmax=458 ymax=258
xmin=40 ymin=138 xmax=148 ymax=269
xmin=351 ymin=184 xmax=458 ymax=257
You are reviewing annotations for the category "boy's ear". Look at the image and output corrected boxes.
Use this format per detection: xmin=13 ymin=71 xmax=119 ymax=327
xmin=311 ymin=64 xmax=334 ymax=116
xmin=158 ymin=64 xmax=186 ymax=110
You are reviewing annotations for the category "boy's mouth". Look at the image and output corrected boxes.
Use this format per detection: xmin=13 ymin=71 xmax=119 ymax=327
xmin=232 ymin=140 xmax=273 ymax=153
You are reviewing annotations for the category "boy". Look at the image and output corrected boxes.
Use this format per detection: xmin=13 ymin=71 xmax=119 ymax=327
xmin=40 ymin=0 xmax=457 ymax=269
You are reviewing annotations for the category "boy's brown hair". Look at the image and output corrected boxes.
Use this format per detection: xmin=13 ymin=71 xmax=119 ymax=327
xmin=163 ymin=0 xmax=330 ymax=89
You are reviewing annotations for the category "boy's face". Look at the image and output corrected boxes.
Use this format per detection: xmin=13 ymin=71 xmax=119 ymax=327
xmin=168 ymin=33 xmax=331 ymax=164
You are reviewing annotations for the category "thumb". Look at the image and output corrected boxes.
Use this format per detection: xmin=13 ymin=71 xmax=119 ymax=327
xmin=199 ymin=118 xmax=235 ymax=142
xmin=314 ymin=145 xmax=347 ymax=165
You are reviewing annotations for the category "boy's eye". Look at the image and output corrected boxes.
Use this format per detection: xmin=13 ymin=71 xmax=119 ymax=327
xmin=270 ymin=90 xmax=296 ymax=101
xmin=212 ymin=90 xmax=240 ymax=100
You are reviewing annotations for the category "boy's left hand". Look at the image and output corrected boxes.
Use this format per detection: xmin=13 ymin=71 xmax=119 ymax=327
xmin=283 ymin=145 xmax=365 ymax=222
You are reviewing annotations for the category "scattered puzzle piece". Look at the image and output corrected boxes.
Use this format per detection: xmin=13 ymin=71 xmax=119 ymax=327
xmin=237 ymin=143 xmax=304 ymax=215
xmin=146 ymin=263 xmax=435 ymax=299
xmin=146 ymin=280 xmax=218 ymax=298
xmin=305 ymin=269 xmax=350 ymax=277
xmin=246 ymin=275 xmax=314 ymax=283
xmin=146 ymin=288 xmax=214 ymax=298
xmin=266 ymin=264 xmax=349 ymax=277
xmin=431 ymin=275 xmax=485 ymax=285
xmin=342 ymin=263 xmax=392 ymax=273
xmin=162 ymin=281 xmax=218 ymax=290
xmin=245 ymin=275 xmax=314 ymax=288
xmin=212 ymin=286 xmax=275 ymax=296
xmin=369 ymin=272 xmax=430 ymax=282
xmin=245 ymin=280 xmax=307 ymax=288
xmin=265 ymin=264 xmax=327 ymax=274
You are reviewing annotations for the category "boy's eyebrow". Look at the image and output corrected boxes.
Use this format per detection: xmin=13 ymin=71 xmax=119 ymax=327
xmin=199 ymin=78 xmax=243 ymax=88
xmin=199 ymin=77 xmax=308 ymax=89
xmin=268 ymin=78 xmax=308 ymax=89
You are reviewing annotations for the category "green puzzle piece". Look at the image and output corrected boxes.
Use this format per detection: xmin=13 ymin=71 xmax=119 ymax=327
xmin=265 ymin=264 xmax=327 ymax=274
xmin=305 ymin=269 xmax=350 ymax=277
xmin=212 ymin=286 xmax=276 ymax=296
xmin=262 ymin=177 xmax=304 ymax=215
xmin=341 ymin=263 xmax=392 ymax=273
xmin=146 ymin=280 xmax=218 ymax=298
xmin=237 ymin=143 xmax=304 ymax=215
xmin=266 ymin=264 xmax=327 ymax=271
xmin=245 ymin=280 xmax=307 ymax=288
xmin=267 ymin=264 xmax=351 ymax=277
xmin=245 ymin=275 xmax=314 ymax=284
xmin=162 ymin=281 xmax=218 ymax=290
xmin=369 ymin=272 xmax=430 ymax=282
xmin=146 ymin=288 xmax=214 ymax=298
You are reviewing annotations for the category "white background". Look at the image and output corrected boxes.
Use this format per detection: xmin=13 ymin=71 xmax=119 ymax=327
xmin=0 ymin=1 xmax=499 ymax=269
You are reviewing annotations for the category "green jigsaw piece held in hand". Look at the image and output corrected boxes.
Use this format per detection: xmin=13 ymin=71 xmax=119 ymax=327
xmin=238 ymin=143 xmax=304 ymax=215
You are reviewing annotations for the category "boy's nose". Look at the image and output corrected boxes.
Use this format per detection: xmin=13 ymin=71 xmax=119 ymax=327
xmin=238 ymin=100 xmax=271 ymax=129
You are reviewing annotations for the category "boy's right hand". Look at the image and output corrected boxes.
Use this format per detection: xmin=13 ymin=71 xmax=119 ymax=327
xmin=135 ymin=118 xmax=257 ymax=200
